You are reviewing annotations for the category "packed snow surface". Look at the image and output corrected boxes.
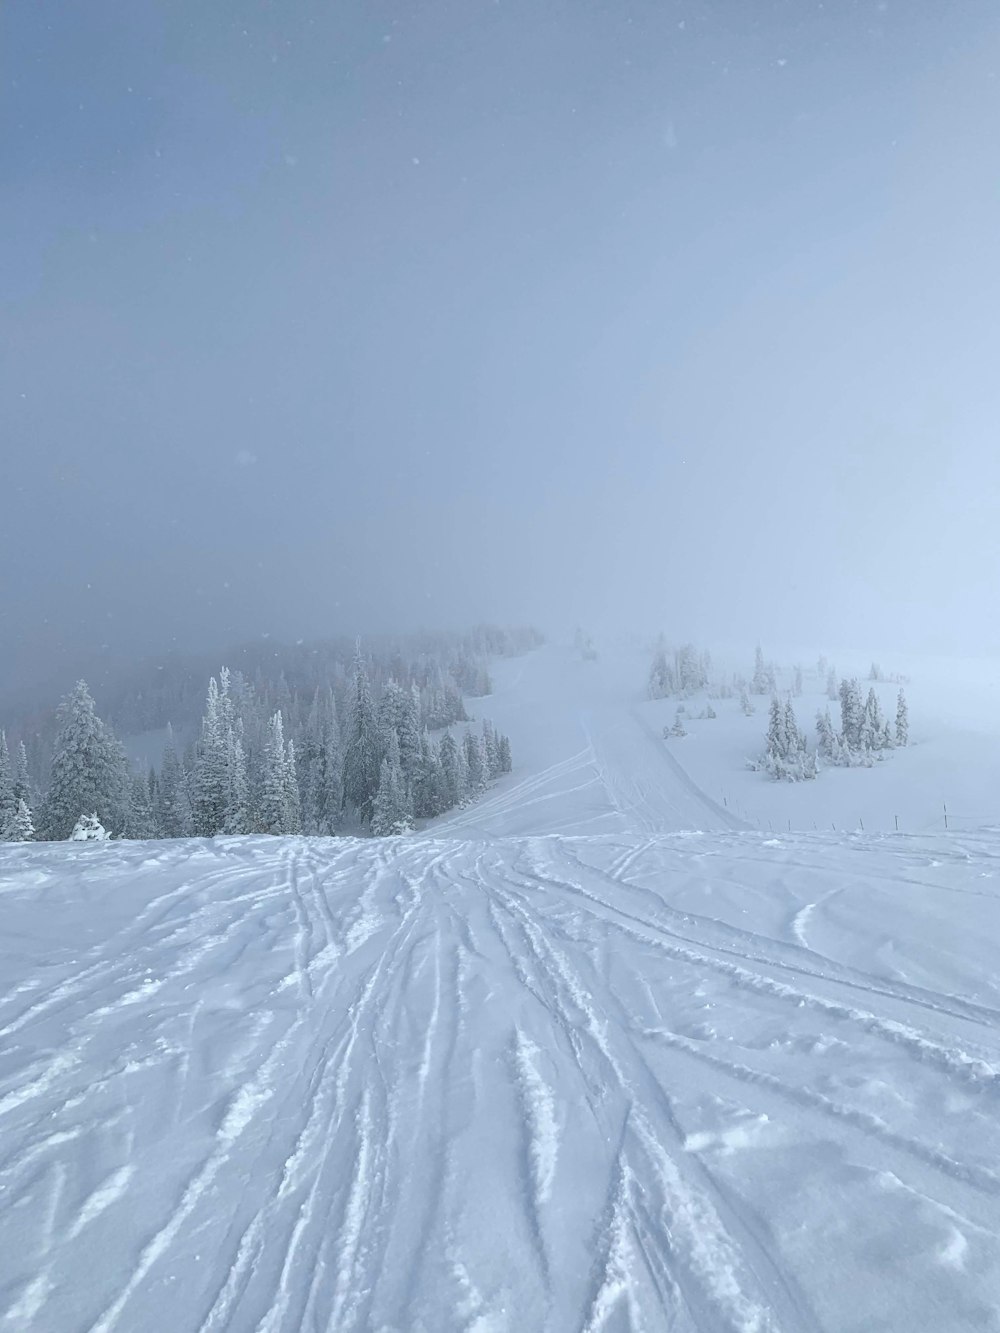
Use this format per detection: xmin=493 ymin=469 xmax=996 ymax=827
xmin=4 ymin=647 xmax=1000 ymax=1331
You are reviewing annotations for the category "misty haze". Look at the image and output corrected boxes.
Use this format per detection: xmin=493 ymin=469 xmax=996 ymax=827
xmin=3 ymin=4 xmax=1000 ymax=1331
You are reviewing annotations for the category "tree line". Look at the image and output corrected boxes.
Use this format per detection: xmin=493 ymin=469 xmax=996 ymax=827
xmin=0 ymin=630 xmax=529 ymax=842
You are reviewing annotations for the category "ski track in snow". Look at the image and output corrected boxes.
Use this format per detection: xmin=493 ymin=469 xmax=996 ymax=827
xmin=4 ymin=657 xmax=1000 ymax=1329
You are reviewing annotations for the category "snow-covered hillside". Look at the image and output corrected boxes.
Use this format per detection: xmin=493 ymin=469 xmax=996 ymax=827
xmin=3 ymin=646 xmax=1000 ymax=1331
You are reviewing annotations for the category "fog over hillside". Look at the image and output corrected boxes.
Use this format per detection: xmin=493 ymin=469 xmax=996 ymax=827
xmin=4 ymin=3 xmax=1000 ymax=1330
xmin=5 ymin=1 xmax=1000 ymax=695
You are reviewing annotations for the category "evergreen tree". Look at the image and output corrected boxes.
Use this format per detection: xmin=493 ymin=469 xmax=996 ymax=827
xmin=157 ymin=725 xmax=193 ymax=838
xmin=497 ymin=733 xmax=512 ymax=774
xmin=41 ymin=681 xmax=129 ymax=839
xmin=481 ymin=720 xmax=500 ymax=779
xmin=299 ymin=688 xmax=340 ymax=835
xmin=895 ymin=689 xmax=909 ymax=747
xmin=4 ymin=798 xmax=34 ymax=843
xmin=761 ymin=697 xmax=815 ymax=781
xmin=398 ymin=684 xmax=424 ymax=789
xmin=826 ymin=668 xmax=839 ymax=701
xmin=783 ymin=700 xmax=803 ymax=752
xmin=816 ymin=708 xmax=834 ymax=759
xmin=412 ymin=730 xmax=440 ymax=819
xmin=675 ymin=643 xmax=706 ymax=693
xmin=260 ymin=712 xmax=294 ymax=834
xmin=371 ymin=750 xmax=412 ymax=836
xmin=124 ymin=770 xmax=158 ymax=840
xmin=283 ymin=738 xmax=302 ymax=834
xmin=192 ymin=675 xmax=229 ymax=836
xmin=439 ymin=731 xmax=462 ymax=808
xmin=862 ymin=688 xmax=885 ymax=752
xmin=792 ymin=666 xmax=803 ymax=697
xmin=12 ymin=741 xmax=31 ymax=810
xmin=223 ymin=721 xmax=250 ymax=834
xmin=751 ymin=645 xmax=769 ymax=695
xmin=648 ymin=649 xmax=674 ymax=699
xmin=0 ymin=732 xmax=14 ymax=833
xmin=377 ymin=680 xmax=409 ymax=749
xmin=463 ymin=729 xmax=486 ymax=792
xmin=342 ymin=647 xmax=381 ymax=821
xmin=838 ymin=678 xmax=863 ymax=750
xmin=766 ymin=697 xmax=787 ymax=760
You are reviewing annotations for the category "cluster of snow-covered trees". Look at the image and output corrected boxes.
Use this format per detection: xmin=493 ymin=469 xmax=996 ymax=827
xmin=757 ymin=697 xmax=817 ymax=782
xmin=2 ymin=633 xmax=521 ymax=843
xmin=750 ymin=645 xmax=778 ymax=697
xmin=0 ymin=731 xmax=34 ymax=841
xmin=754 ymin=680 xmax=909 ymax=783
xmin=648 ymin=642 xmax=712 ymax=698
xmin=816 ymin=680 xmax=908 ymax=767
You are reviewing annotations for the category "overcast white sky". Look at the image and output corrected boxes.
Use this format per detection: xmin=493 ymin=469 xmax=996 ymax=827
xmin=4 ymin=1 xmax=1000 ymax=695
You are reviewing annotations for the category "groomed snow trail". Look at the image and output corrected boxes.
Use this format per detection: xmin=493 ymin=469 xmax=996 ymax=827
xmin=4 ymin=827 xmax=1000 ymax=1331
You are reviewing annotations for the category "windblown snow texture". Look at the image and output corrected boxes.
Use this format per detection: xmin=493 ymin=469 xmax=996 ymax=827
xmin=3 ymin=652 xmax=1000 ymax=1331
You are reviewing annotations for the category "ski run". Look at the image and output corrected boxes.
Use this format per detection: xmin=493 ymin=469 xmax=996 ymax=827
xmin=3 ymin=649 xmax=1000 ymax=1331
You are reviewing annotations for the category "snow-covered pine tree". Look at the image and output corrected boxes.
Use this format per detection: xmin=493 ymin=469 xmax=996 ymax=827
xmin=826 ymin=668 xmax=839 ymax=701
xmin=895 ymin=689 xmax=909 ymax=746
xmin=411 ymin=730 xmax=437 ymax=819
xmin=157 ymin=725 xmax=193 ymax=838
xmin=377 ymin=680 xmax=408 ymax=748
xmin=223 ymin=721 xmax=250 ymax=834
xmin=760 ymin=697 xmax=815 ymax=780
xmin=124 ymin=770 xmax=158 ymax=839
xmin=12 ymin=741 xmax=31 ymax=811
xmin=443 ymin=679 xmax=468 ymax=725
xmin=816 ymin=708 xmax=835 ymax=759
xmin=4 ymin=798 xmax=34 ymax=842
xmin=783 ymin=700 xmax=803 ymax=752
xmin=838 ymin=678 xmax=863 ymax=751
xmin=497 ymin=732 xmax=512 ymax=774
xmin=0 ymin=732 xmax=14 ymax=834
xmin=463 ymin=729 xmax=486 ymax=792
xmin=793 ymin=666 xmax=803 ymax=697
xmin=398 ymin=684 xmax=424 ymax=790
xmin=675 ymin=644 xmax=706 ymax=693
xmin=342 ymin=647 xmax=381 ymax=822
xmin=370 ymin=751 xmax=412 ymax=836
xmin=192 ymin=675 xmax=229 ymax=836
xmin=41 ymin=681 xmax=129 ymax=839
xmin=766 ymin=696 xmax=787 ymax=760
xmin=862 ymin=688 xmax=885 ymax=753
xmin=740 ymin=686 xmax=754 ymax=716
xmin=259 ymin=712 xmax=293 ymax=834
xmin=481 ymin=720 xmax=500 ymax=778
xmin=648 ymin=649 xmax=674 ymax=699
xmin=751 ymin=645 xmax=769 ymax=695
xmin=283 ymin=738 xmax=302 ymax=835
xmin=438 ymin=731 xmax=462 ymax=809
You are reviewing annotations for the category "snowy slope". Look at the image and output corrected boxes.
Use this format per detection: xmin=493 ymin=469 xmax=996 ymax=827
xmin=4 ymin=649 xmax=1000 ymax=1331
